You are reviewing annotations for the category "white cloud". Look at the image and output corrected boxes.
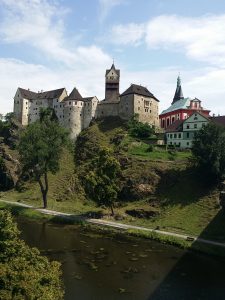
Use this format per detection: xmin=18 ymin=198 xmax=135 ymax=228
xmin=111 ymin=23 xmax=145 ymax=46
xmin=146 ymin=14 xmax=225 ymax=66
xmin=0 ymin=0 xmax=111 ymax=67
xmin=109 ymin=14 xmax=225 ymax=67
xmin=0 ymin=57 xmax=108 ymax=114
xmin=99 ymin=0 xmax=126 ymax=22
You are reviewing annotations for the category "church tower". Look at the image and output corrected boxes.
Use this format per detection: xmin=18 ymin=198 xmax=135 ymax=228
xmin=172 ymin=75 xmax=184 ymax=104
xmin=105 ymin=63 xmax=120 ymax=102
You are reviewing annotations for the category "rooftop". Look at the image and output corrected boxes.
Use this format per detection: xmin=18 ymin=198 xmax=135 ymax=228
xmin=165 ymin=119 xmax=184 ymax=132
xmin=161 ymin=97 xmax=191 ymax=115
xmin=210 ymin=116 xmax=225 ymax=128
xmin=18 ymin=87 xmax=66 ymax=100
xmin=120 ymin=84 xmax=159 ymax=101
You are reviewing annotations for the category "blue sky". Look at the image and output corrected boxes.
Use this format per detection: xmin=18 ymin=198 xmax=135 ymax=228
xmin=1 ymin=0 xmax=225 ymax=115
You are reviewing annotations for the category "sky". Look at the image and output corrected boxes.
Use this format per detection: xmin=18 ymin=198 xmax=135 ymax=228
xmin=1 ymin=0 xmax=225 ymax=115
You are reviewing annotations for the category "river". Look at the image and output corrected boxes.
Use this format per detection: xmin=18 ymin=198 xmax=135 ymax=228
xmin=17 ymin=218 xmax=225 ymax=300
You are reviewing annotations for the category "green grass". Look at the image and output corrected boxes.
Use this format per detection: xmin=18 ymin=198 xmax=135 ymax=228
xmin=127 ymin=141 xmax=191 ymax=161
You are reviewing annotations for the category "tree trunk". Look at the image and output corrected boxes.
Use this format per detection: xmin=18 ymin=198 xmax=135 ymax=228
xmin=38 ymin=172 xmax=49 ymax=209
xmin=110 ymin=204 xmax=114 ymax=216
xmin=42 ymin=191 xmax=47 ymax=209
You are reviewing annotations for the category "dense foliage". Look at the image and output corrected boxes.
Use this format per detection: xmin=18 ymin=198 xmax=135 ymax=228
xmin=84 ymin=147 xmax=121 ymax=215
xmin=128 ymin=115 xmax=155 ymax=138
xmin=192 ymin=123 xmax=225 ymax=181
xmin=0 ymin=210 xmax=64 ymax=299
xmin=18 ymin=108 xmax=69 ymax=208
xmin=0 ymin=113 xmax=14 ymax=141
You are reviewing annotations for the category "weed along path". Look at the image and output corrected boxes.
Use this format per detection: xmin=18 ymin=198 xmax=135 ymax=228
xmin=1 ymin=199 xmax=225 ymax=250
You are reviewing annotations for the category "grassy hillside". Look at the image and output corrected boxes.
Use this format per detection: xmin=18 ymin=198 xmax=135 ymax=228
xmin=1 ymin=117 xmax=223 ymax=242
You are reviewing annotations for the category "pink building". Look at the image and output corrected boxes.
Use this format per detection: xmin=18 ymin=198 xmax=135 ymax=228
xmin=159 ymin=76 xmax=210 ymax=129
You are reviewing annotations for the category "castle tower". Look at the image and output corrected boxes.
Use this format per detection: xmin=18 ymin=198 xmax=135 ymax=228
xmin=172 ymin=75 xmax=184 ymax=104
xmin=105 ymin=63 xmax=120 ymax=102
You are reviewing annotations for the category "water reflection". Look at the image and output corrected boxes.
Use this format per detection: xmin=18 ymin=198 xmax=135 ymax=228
xmin=17 ymin=218 xmax=225 ymax=300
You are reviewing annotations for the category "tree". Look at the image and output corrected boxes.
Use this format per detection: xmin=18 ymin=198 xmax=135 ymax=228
xmin=84 ymin=147 xmax=121 ymax=215
xmin=192 ymin=123 xmax=225 ymax=182
xmin=128 ymin=114 xmax=155 ymax=138
xmin=18 ymin=109 xmax=69 ymax=208
xmin=0 ymin=210 xmax=64 ymax=299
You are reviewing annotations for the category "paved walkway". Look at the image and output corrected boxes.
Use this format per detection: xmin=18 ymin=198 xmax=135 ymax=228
xmin=1 ymin=199 xmax=225 ymax=249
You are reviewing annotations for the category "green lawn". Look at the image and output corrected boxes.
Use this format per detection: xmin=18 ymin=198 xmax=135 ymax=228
xmin=127 ymin=141 xmax=191 ymax=161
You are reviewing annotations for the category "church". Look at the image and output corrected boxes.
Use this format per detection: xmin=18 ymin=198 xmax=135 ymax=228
xmin=13 ymin=64 xmax=160 ymax=139
xmin=159 ymin=76 xmax=210 ymax=129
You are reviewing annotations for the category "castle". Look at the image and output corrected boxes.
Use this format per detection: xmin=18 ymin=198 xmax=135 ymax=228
xmin=13 ymin=64 xmax=160 ymax=139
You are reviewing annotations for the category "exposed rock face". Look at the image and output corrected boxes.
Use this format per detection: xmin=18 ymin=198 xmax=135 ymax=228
xmin=0 ymin=119 xmax=22 ymax=190
xmin=0 ymin=143 xmax=20 ymax=190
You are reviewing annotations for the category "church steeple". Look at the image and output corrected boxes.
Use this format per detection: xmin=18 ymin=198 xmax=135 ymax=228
xmin=172 ymin=75 xmax=184 ymax=104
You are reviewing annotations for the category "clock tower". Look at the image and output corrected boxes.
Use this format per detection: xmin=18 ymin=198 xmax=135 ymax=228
xmin=105 ymin=63 xmax=120 ymax=102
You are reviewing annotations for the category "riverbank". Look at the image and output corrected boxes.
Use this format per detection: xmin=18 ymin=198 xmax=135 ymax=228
xmin=1 ymin=199 xmax=225 ymax=258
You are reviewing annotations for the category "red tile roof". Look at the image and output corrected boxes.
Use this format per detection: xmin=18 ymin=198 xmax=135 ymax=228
xmin=165 ymin=120 xmax=184 ymax=132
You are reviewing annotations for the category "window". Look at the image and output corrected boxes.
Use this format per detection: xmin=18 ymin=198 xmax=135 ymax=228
xmin=69 ymin=101 xmax=71 ymax=105
xmin=187 ymin=124 xmax=190 ymax=129
xmin=174 ymin=134 xmax=177 ymax=138
xmin=138 ymin=107 xmax=140 ymax=111
xmin=70 ymin=108 xmax=72 ymax=110
xmin=144 ymin=100 xmax=149 ymax=107
xmin=187 ymin=142 xmax=189 ymax=146
xmin=170 ymin=134 xmax=172 ymax=138
xmin=194 ymin=124 xmax=197 ymax=129
xmin=167 ymin=134 xmax=170 ymax=138
xmin=178 ymin=133 xmax=181 ymax=138
xmin=187 ymin=133 xmax=189 ymax=138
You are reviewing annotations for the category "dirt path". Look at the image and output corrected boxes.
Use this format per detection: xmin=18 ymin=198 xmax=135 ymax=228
xmin=1 ymin=199 xmax=225 ymax=249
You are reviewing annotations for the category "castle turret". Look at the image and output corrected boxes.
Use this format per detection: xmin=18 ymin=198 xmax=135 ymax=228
xmin=172 ymin=76 xmax=184 ymax=104
xmin=105 ymin=63 xmax=120 ymax=102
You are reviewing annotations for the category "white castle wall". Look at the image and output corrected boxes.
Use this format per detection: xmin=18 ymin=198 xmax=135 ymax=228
xmin=13 ymin=89 xmax=29 ymax=125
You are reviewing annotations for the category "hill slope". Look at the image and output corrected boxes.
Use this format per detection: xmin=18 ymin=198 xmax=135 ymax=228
xmin=1 ymin=117 xmax=223 ymax=241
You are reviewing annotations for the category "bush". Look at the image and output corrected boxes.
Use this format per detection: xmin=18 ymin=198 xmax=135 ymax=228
xmin=192 ymin=123 xmax=225 ymax=182
xmin=146 ymin=145 xmax=154 ymax=152
xmin=128 ymin=115 xmax=155 ymax=139
xmin=0 ymin=210 xmax=64 ymax=299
